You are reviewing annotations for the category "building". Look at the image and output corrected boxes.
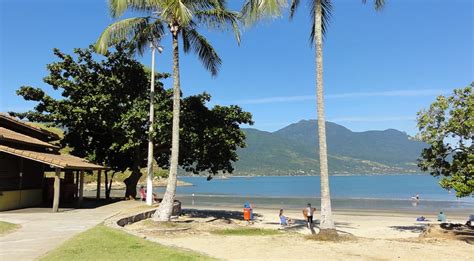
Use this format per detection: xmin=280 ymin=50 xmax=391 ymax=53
xmin=0 ymin=114 xmax=107 ymax=211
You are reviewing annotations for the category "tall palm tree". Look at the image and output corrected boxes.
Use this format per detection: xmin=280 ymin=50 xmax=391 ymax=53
xmin=96 ymin=14 xmax=165 ymax=205
xmin=242 ymin=0 xmax=384 ymax=233
xmin=97 ymin=0 xmax=240 ymax=221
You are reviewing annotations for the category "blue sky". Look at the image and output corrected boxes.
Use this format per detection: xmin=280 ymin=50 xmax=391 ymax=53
xmin=0 ymin=0 xmax=472 ymax=135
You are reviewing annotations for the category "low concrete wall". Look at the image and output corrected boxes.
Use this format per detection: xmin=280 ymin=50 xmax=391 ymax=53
xmin=114 ymin=201 xmax=182 ymax=227
xmin=0 ymin=189 xmax=42 ymax=211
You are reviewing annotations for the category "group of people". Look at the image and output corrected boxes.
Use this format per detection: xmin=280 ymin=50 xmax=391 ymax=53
xmin=279 ymin=203 xmax=317 ymax=229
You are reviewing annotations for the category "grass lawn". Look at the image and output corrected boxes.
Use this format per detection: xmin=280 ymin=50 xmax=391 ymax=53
xmin=0 ymin=221 xmax=19 ymax=235
xmin=211 ymin=228 xmax=281 ymax=236
xmin=40 ymin=225 xmax=214 ymax=261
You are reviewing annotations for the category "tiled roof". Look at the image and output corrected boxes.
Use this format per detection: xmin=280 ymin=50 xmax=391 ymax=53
xmin=0 ymin=113 xmax=61 ymax=141
xmin=0 ymin=127 xmax=59 ymax=149
xmin=0 ymin=145 xmax=107 ymax=170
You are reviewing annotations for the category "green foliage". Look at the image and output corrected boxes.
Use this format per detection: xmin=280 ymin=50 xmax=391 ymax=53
xmin=241 ymin=0 xmax=383 ymax=39
xmin=416 ymin=83 xmax=474 ymax=197
xmin=234 ymin=122 xmax=426 ymax=175
xmin=40 ymin=225 xmax=214 ymax=260
xmin=11 ymin=45 xmax=252 ymax=176
xmin=97 ymin=0 xmax=241 ymax=76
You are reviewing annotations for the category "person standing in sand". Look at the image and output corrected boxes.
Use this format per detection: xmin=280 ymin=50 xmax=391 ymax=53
xmin=303 ymin=203 xmax=316 ymax=228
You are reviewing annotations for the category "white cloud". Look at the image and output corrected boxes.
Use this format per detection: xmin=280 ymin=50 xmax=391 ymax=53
xmin=229 ymin=89 xmax=448 ymax=105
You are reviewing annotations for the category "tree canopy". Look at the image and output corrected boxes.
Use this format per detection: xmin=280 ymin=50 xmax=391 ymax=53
xmin=10 ymin=44 xmax=253 ymax=197
xmin=416 ymin=83 xmax=473 ymax=197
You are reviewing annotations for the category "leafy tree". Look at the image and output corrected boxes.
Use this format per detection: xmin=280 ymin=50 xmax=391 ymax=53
xmin=97 ymin=0 xmax=241 ymax=221
xmin=96 ymin=6 xmax=165 ymax=206
xmin=241 ymin=0 xmax=385 ymax=234
xmin=10 ymin=45 xmax=253 ymax=199
xmin=417 ymin=84 xmax=473 ymax=197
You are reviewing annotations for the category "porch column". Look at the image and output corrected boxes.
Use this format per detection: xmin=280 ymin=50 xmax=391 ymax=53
xmin=96 ymin=170 xmax=102 ymax=199
xmin=52 ymin=167 xmax=61 ymax=212
xmin=75 ymin=170 xmax=79 ymax=199
xmin=78 ymin=170 xmax=84 ymax=207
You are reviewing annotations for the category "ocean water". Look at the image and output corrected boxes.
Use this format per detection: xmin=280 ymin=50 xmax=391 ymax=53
xmin=156 ymin=175 xmax=474 ymax=213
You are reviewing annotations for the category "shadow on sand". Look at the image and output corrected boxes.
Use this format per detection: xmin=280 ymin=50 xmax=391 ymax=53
xmin=182 ymin=209 xmax=262 ymax=221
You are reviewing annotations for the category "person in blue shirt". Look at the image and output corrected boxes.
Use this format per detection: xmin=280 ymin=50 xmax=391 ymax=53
xmin=279 ymin=209 xmax=291 ymax=226
xmin=437 ymin=211 xmax=446 ymax=222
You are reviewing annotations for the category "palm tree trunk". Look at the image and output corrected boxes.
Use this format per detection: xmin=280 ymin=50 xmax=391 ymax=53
xmin=315 ymin=0 xmax=335 ymax=231
xmin=146 ymin=44 xmax=156 ymax=206
xmin=155 ymin=25 xmax=180 ymax=221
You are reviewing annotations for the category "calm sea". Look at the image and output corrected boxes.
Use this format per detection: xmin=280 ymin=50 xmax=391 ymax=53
xmin=156 ymin=175 xmax=474 ymax=213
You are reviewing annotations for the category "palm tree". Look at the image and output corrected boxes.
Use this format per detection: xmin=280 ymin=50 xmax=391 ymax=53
xmin=242 ymin=0 xmax=384 ymax=234
xmin=96 ymin=15 xmax=165 ymax=204
xmin=97 ymin=0 xmax=240 ymax=221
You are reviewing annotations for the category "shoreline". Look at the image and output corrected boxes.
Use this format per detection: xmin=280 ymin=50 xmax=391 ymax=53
xmin=179 ymin=172 xmax=428 ymax=177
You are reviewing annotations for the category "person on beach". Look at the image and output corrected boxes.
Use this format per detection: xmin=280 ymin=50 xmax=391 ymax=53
xmin=437 ymin=211 xmax=446 ymax=222
xmin=279 ymin=209 xmax=292 ymax=226
xmin=139 ymin=186 xmax=146 ymax=201
xmin=303 ymin=203 xmax=316 ymax=228
xmin=139 ymin=185 xmax=159 ymax=202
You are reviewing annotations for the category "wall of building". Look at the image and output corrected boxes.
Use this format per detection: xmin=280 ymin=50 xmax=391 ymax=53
xmin=0 ymin=189 xmax=43 ymax=211
xmin=0 ymin=152 xmax=45 ymax=210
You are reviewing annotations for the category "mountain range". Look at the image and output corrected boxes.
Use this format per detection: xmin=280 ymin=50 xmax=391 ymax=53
xmin=233 ymin=120 xmax=426 ymax=175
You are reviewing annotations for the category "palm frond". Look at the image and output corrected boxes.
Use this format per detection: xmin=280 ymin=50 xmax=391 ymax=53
xmin=310 ymin=0 xmax=332 ymax=44
xmin=240 ymin=0 xmax=287 ymax=26
xmin=108 ymin=0 xmax=156 ymax=18
xmin=132 ymin=19 xmax=166 ymax=55
xmin=181 ymin=27 xmax=222 ymax=76
xmin=195 ymin=8 xmax=241 ymax=44
xmin=160 ymin=0 xmax=193 ymax=26
xmin=95 ymin=17 xmax=154 ymax=54
xmin=289 ymin=0 xmax=300 ymax=19
xmin=362 ymin=0 xmax=385 ymax=11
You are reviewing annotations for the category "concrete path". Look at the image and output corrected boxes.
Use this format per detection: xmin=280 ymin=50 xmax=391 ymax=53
xmin=0 ymin=200 xmax=141 ymax=261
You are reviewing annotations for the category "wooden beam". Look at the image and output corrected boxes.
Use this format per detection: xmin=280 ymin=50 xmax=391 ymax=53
xmin=96 ymin=170 xmax=101 ymax=199
xmin=78 ymin=170 xmax=84 ymax=207
xmin=52 ymin=168 xmax=61 ymax=212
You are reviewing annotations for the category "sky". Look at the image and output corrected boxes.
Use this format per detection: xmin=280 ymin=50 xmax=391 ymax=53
xmin=0 ymin=0 xmax=472 ymax=136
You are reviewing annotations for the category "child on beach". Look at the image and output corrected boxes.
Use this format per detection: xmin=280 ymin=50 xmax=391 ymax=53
xmin=303 ymin=203 xmax=316 ymax=229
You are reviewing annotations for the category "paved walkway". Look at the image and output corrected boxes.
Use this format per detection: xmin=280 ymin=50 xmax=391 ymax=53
xmin=0 ymin=200 xmax=141 ymax=260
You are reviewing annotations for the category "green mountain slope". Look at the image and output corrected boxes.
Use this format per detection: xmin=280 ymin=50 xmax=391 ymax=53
xmin=233 ymin=120 xmax=426 ymax=175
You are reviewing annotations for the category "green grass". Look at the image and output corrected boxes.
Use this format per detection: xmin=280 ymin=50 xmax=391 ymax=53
xmin=0 ymin=221 xmax=19 ymax=235
xmin=40 ymin=225 xmax=215 ymax=261
xmin=211 ymin=228 xmax=281 ymax=236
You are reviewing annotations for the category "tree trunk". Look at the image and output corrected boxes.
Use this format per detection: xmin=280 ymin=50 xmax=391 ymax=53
xmin=155 ymin=25 xmax=181 ymax=221
xmin=124 ymin=162 xmax=142 ymax=199
xmin=315 ymin=0 xmax=335 ymax=230
xmin=146 ymin=44 xmax=156 ymax=206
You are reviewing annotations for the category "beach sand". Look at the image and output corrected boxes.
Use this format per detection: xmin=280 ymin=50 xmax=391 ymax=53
xmin=123 ymin=206 xmax=474 ymax=260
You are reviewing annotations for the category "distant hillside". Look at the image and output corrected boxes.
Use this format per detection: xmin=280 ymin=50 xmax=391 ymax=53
xmin=233 ymin=120 xmax=426 ymax=175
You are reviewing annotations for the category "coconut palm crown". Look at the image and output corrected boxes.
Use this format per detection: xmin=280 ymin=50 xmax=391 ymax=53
xmin=241 ymin=0 xmax=385 ymax=233
xmin=96 ymin=0 xmax=241 ymax=221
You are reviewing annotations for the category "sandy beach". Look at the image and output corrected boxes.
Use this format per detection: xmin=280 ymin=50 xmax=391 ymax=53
xmin=122 ymin=205 xmax=474 ymax=260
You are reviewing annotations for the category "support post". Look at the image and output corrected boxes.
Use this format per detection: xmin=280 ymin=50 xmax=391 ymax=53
xmin=104 ymin=170 xmax=109 ymax=200
xmin=75 ymin=170 xmax=79 ymax=199
xmin=78 ymin=170 xmax=84 ymax=207
xmin=52 ymin=168 xmax=61 ymax=212
xmin=96 ymin=170 xmax=101 ymax=199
